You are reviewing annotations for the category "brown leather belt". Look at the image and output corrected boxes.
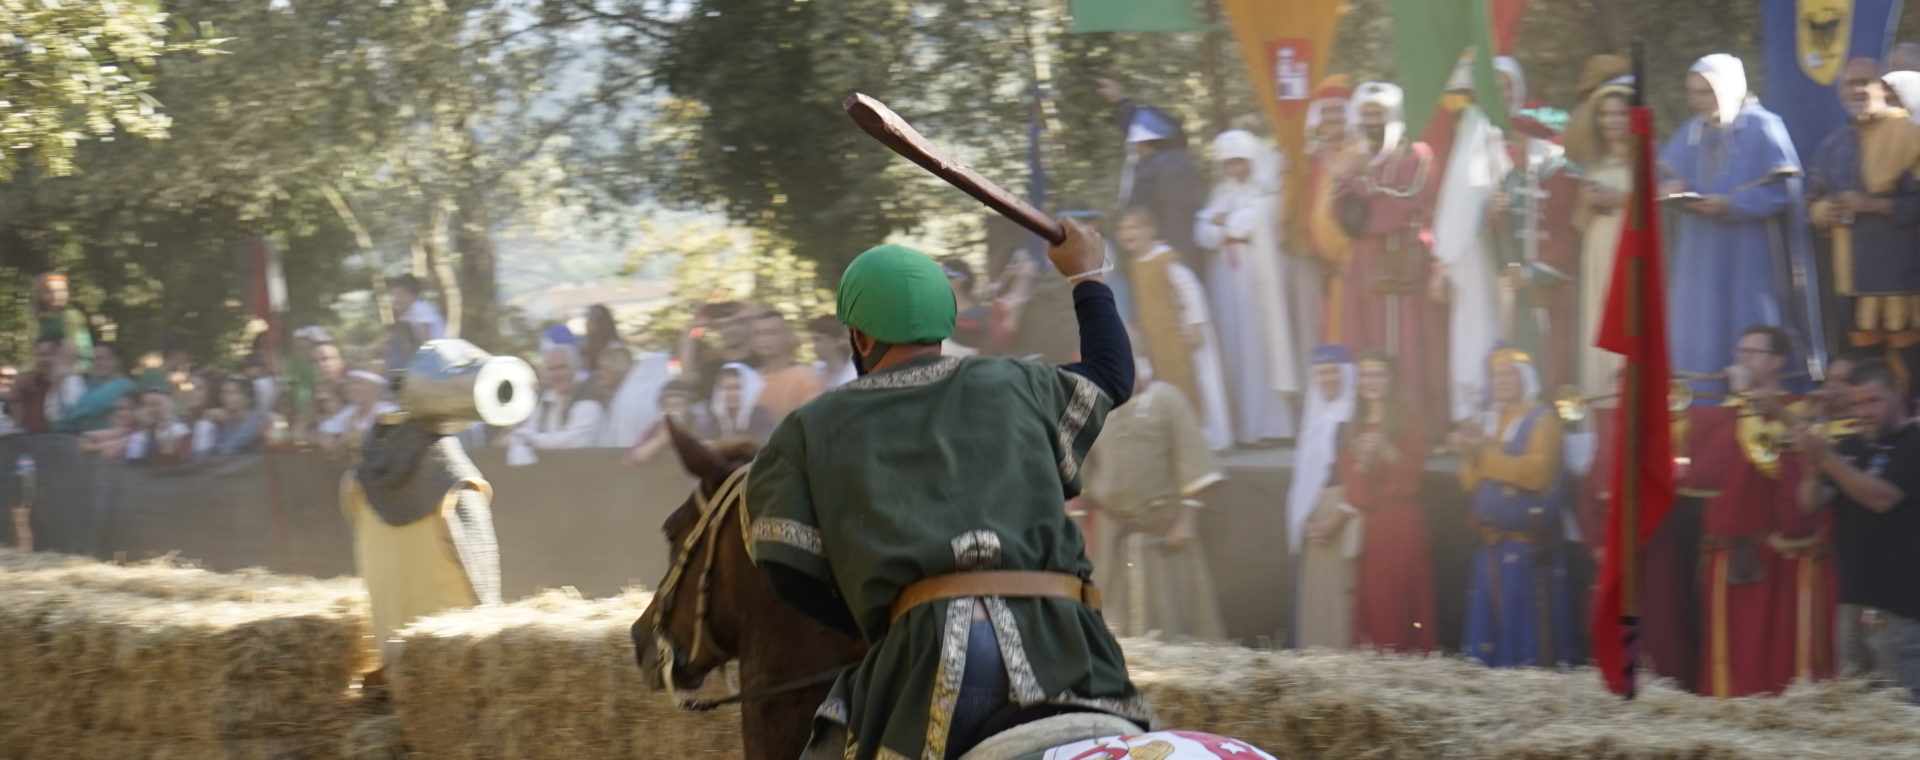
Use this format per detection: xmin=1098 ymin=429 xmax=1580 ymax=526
xmin=890 ymin=571 xmax=1101 ymax=624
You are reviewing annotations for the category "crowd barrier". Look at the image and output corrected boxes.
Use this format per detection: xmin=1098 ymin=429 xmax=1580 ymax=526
xmin=0 ymin=434 xmax=1664 ymax=650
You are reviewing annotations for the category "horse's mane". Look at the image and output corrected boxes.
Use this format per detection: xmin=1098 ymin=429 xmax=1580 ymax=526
xmin=660 ymin=437 xmax=761 ymax=536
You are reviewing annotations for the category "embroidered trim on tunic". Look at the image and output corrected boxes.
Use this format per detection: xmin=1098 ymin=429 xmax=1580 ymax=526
xmin=951 ymin=530 xmax=1003 ymax=571
xmin=750 ymin=517 xmax=824 ymax=556
xmin=836 ymin=356 xmax=962 ymax=393
xmin=1055 ymin=371 xmax=1102 ymax=483
xmin=924 ymin=597 xmax=974 ymax=760
xmin=876 ymin=749 xmax=913 ymax=760
xmin=816 ymin=695 xmax=849 ymax=726
xmin=984 ymin=597 xmax=1048 ymax=703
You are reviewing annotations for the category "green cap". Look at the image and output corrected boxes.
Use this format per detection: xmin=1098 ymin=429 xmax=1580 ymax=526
xmin=836 ymin=244 xmax=956 ymax=345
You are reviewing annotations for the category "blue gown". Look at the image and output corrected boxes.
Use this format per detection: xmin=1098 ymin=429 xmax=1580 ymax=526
xmin=1659 ymin=103 xmax=1812 ymax=396
xmin=1463 ymin=404 xmax=1576 ymax=668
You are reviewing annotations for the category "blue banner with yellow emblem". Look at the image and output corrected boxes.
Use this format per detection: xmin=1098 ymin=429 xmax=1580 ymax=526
xmin=1761 ymin=0 xmax=1904 ymax=158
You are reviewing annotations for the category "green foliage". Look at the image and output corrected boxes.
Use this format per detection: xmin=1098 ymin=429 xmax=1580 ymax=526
xmin=590 ymin=0 xmax=1255 ymax=280
xmin=620 ymin=215 xmax=832 ymax=351
xmin=0 ymin=0 xmax=219 ymax=181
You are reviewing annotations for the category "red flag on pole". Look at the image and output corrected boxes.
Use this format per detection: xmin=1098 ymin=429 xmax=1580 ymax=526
xmin=1590 ymin=88 xmax=1675 ymax=698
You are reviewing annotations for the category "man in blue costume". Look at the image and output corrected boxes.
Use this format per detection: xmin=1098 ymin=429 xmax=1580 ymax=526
xmin=1660 ymin=54 xmax=1814 ymax=397
xmin=1450 ymin=346 xmax=1575 ymax=667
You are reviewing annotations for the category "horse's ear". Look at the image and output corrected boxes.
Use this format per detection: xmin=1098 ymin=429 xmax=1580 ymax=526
xmin=665 ymin=414 xmax=726 ymax=484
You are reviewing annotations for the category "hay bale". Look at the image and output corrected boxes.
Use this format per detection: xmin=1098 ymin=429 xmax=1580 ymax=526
xmin=391 ymin=588 xmax=744 ymax=759
xmin=0 ymin=552 xmax=369 ymax=760
xmin=346 ymin=714 xmax=409 ymax=760
xmin=0 ymin=548 xmax=366 ymax=606
xmin=1117 ymin=639 xmax=1920 ymax=760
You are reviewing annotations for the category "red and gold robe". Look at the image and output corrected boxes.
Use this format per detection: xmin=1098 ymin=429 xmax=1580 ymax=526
xmin=1335 ymin=143 xmax=1445 ymax=435
xmin=1681 ymin=398 xmax=1835 ymax=697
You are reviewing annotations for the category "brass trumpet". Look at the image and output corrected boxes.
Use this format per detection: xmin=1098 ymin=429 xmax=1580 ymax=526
xmin=1557 ymin=370 xmax=1808 ymax=423
xmin=1553 ymin=379 xmax=1701 ymax=423
xmin=1744 ymin=415 xmax=1861 ymax=465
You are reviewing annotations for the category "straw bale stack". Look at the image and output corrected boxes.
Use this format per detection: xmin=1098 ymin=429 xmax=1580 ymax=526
xmin=0 ymin=551 xmax=369 ymax=760
xmin=390 ymin=588 xmax=744 ymax=759
xmin=1119 ymin=639 xmax=1920 ymax=760
xmin=0 ymin=548 xmax=366 ymax=606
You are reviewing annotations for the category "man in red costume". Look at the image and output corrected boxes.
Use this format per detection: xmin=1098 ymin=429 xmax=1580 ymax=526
xmin=1333 ymin=81 xmax=1446 ymax=437
xmin=1680 ymin=325 xmax=1836 ymax=697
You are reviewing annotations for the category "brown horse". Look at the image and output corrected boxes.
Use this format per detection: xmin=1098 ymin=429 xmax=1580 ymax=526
xmin=631 ymin=422 xmax=866 ymax=760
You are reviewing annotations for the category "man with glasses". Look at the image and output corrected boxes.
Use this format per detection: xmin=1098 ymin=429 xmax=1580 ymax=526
xmin=1679 ymin=325 xmax=1835 ymax=697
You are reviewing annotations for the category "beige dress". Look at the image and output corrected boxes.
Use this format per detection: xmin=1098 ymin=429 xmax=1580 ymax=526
xmin=1576 ymin=157 xmax=1631 ymax=397
xmin=1292 ymin=486 xmax=1362 ymax=649
xmin=1082 ymin=381 xmax=1228 ymax=640
xmin=343 ymin=472 xmax=486 ymax=665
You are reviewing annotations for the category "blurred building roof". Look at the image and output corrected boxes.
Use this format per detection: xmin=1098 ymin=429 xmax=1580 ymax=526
xmin=506 ymin=279 xmax=673 ymax=321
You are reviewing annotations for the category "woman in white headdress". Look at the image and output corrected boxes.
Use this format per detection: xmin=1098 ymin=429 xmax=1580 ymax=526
xmin=701 ymin=361 xmax=773 ymax=445
xmin=1286 ymin=345 xmax=1361 ymax=648
xmin=1882 ymin=70 xmax=1920 ymax=123
xmin=1195 ymin=130 xmax=1301 ymax=444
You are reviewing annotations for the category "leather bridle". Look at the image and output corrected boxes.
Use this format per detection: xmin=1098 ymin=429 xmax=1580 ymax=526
xmin=647 ymin=465 xmax=846 ymax=712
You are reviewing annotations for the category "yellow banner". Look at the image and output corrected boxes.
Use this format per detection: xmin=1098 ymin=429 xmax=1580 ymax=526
xmin=1221 ymin=0 xmax=1348 ymax=247
xmin=1798 ymin=0 xmax=1854 ymax=85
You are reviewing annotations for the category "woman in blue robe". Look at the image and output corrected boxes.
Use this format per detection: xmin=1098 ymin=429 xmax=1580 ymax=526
xmin=1660 ymin=54 xmax=1814 ymax=396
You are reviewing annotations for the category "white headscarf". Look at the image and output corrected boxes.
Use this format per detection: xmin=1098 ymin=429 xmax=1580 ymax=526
xmin=1210 ymin=130 xmax=1282 ymax=194
xmin=710 ymin=361 xmax=765 ymax=433
xmin=1494 ymin=56 xmax=1527 ymax=116
xmin=1284 ymin=354 xmax=1356 ymax=553
xmin=1691 ymin=54 xmax=1748 ymax=128
xmin=1352 ymin=82 xmax=1406 ymax=165
xmin=1884 ymin=71 xmax=1920 ymax=123
xmin=598 ymin=350 xmax=672 ymax=448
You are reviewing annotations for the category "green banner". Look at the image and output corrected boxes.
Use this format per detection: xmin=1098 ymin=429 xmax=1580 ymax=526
xmin=1390 ymin=0 xmax=1506 ymax=138
xmin=1068 ymin=0 xmax=1210 ymax=34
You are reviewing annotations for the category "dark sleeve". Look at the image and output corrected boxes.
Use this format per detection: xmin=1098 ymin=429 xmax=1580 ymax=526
xmin=1059 ymin=281 xmax=1134 ymax=405
xmin=765 ymin=564 xmax=862 ymax=638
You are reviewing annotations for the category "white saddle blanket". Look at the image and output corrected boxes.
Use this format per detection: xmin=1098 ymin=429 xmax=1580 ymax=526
xmin=1040 ymin=731 xmax=1276 ymax=760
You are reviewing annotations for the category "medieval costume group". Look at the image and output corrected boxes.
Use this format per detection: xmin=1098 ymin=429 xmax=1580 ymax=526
xmin=1071 ymin=50 xmax=1920 ymax=700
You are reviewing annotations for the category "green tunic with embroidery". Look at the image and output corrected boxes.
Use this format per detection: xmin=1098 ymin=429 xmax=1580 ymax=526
xmin=747 ymin=353 xmax=1152 ymax=760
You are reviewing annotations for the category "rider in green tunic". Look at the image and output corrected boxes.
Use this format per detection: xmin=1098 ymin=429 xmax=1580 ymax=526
xmin=747 ymin=221 xmax=1152 ymax=760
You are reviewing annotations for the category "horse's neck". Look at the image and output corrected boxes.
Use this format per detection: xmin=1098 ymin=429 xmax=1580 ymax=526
xmin=734 ymin=573 xmax=865 ymax=758
xmin=740 ymin=683 xmax=831 ymax=760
